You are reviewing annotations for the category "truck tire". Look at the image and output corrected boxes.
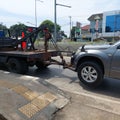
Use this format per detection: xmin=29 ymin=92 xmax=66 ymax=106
xmin=77 ymin=61 xmax=103 ymax=88
xmin=7 ymin=58 xmax=28 ymax=74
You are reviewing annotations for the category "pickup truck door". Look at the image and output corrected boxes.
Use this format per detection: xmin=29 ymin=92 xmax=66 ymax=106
xmin=110 ymin=46 xmax=120 ymax=79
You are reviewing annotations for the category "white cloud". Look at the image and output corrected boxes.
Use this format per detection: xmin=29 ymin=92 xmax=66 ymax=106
xmin=0 ymin=0 xmax=120 ymax=34
xmin=0 ymin=0 xmax=35 ymax=16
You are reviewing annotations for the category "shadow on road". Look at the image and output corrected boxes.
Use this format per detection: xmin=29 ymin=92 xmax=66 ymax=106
xmin=28 ymin=65 xmax=120 ymax=99
xmin=80 ymin=77 xmax=120 ymax=99
xmin=1 ymin=65 xmax=120 ymax=100
xmin=28 ymin=65 xmax=78 ymax=82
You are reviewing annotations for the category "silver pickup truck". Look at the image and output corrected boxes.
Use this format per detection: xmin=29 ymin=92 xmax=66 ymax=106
xmin=71 ymin=41 xmax=120 ymax=88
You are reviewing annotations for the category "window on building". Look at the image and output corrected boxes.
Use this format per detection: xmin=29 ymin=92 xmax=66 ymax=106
xmin=106 ymin=14 xmax=120 ymax=32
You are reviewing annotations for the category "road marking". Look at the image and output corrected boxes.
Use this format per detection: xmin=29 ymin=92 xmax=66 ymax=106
xmin=69 ymin=90 xmax=120 ymax=105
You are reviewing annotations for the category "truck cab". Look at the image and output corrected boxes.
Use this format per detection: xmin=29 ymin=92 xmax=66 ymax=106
xmin=0 ymin=29 xmax=16 ymax=48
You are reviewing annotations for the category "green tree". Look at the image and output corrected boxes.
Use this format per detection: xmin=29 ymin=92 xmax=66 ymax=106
xmin=9 ymin=23 xmax=27 ymax=37
xmin=39 ymin=20 xmax=61 ymax=33
xmin=0 ymin=23 xmax=7 ymax=30
xmin=60 ymin=31 xmax=67 ymax=38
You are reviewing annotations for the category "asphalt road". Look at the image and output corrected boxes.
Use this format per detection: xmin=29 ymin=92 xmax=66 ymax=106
xmin=26 ymin=63 xmax=120 ymax=120
xmin=27 ymin=64 xmax=120 ymax=99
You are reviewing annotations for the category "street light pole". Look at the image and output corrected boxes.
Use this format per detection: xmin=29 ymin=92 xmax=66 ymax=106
xmin=54 ymin=0 xmax=71 ymax=43
xmin=69 ymin=16 xmax=72 ymax=40
xmin=35 ymin=0 xmax=43 ymax=27
xmin=35 ymin=0 xmax=37 ymax=27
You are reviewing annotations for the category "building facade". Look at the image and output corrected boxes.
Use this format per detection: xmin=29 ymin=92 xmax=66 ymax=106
xmin=81 ymin=25 xmax=91 ymax=41
xmin=102 ymin=10 xmax=120 ymax=40
xmin=88 ymin=10 xmax=120 ymax=41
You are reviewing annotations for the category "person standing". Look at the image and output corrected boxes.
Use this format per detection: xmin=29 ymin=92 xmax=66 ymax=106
xmin=43 ymin=28 xmax=51 ymax=52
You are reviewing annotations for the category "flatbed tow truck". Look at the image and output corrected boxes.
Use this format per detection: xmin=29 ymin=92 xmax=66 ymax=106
xmin=0 ymin=27 xmax=68 ymax=74
xmin=1 ymin=26 xmax=113 ymax=88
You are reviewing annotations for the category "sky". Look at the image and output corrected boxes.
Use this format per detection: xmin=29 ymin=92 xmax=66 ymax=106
xmin=0 ymin=0 xmax=120 ymax=35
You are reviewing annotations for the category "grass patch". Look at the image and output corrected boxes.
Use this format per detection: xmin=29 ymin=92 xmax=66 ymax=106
xmin=34 ymin=39 xmax=112 ymax=51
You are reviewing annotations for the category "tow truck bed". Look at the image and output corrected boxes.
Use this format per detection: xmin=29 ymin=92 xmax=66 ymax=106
xmin=0 ymin=27 xmax=61 ymax=74
xmin=0 ymin=50 xmax=58 ymax=57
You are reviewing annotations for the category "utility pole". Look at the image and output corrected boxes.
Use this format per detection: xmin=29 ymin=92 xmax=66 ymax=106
xmin=54 ymin=0 xmax=71 ymax=43
xmin=69 ymin=16 xmax=72 ymax=40
xmin=35 ymin=0 xmax=43 ymax=27
xmin=35 ymin=0 xmax=37 ymax=27
xmin=54 ymin=0 xmax=57 ymax=43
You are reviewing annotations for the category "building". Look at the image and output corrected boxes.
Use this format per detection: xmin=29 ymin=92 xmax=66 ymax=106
xmin=102 ymin=10 xmax=120 ymax=40
xmin=81 ymin=25 xmax=91 ymax=40
xmin=81 ymin=25 xmax=90 ymax=34
xmin=88 ymin=10 xmax=120 ymax=41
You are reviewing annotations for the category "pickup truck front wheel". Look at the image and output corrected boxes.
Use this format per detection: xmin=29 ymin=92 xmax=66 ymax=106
xmin=77 ymin=61 xmax=103 ymax=88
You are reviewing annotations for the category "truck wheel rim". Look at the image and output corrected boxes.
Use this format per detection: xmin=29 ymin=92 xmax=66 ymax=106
xmin=81 ymin=66 xmax=98 ymax=83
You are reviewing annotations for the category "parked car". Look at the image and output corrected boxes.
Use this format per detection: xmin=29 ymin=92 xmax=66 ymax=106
xmin=71 ymin=41 xmax=120 ymax=88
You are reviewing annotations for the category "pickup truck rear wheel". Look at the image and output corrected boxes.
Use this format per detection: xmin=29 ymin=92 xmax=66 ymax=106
xmin=7 ymin=58 xmax=28 ymax=74
xmin=77 ymin=61 xmax=103 ymax=88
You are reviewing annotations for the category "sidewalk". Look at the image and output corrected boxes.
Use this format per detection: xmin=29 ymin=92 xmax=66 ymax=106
xmin=0 ymin=70 xmax=69 ymax=120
